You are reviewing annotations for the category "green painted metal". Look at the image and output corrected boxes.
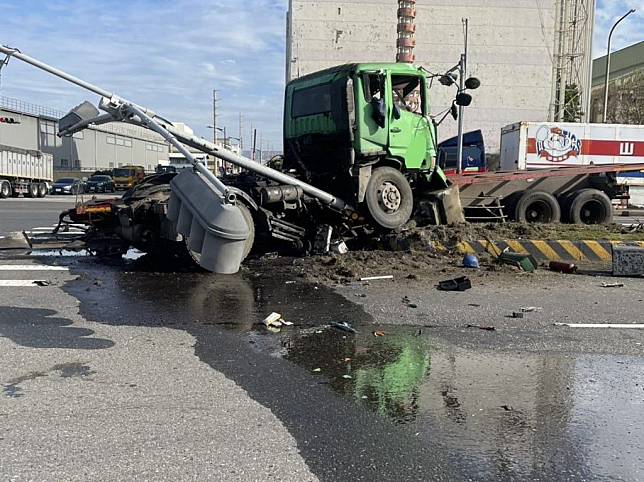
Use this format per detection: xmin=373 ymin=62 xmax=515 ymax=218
xmin=284 ymin=62 xmax=443 ymax=178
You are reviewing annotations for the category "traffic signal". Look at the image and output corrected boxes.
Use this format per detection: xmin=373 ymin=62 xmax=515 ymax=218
xmin=0 ymin=116 xmax=20 ymax=124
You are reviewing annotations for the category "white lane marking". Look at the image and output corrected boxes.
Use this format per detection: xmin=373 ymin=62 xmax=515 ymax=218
xmin=0 ymin=265 xmax=68 ymax=271
xmin=555 ymin=323 xmax=644 ymax=329
xmin=0 ymin=280 xmax=50 ymax=286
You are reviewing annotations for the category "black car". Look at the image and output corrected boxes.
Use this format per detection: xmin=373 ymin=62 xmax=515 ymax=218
xmin=50 ymin=178 xmax=84 ymax=195
xmin=85 ymin=175 xmax=115 ymax=193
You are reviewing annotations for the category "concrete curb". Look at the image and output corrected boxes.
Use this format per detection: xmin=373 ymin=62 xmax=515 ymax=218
xmin=431 ymin=239 xmax=644 ymax=263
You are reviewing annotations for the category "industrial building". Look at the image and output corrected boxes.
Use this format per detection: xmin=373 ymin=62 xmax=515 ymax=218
xmin=0 ymin=96 xmax=169 ymax=179
xmin=590 ymin=41 xmax=644 ymax=125
xmin=286 ymin=0 xmax=595 ymax=156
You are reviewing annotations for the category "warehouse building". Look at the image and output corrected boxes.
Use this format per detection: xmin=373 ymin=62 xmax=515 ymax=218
xmin=590 ymin=41 xmax=644 ymax=125
xmin=286 ymin=0 xmax=595 ymax=156
xmin=0 ymin=96 xmax=169 ymax=179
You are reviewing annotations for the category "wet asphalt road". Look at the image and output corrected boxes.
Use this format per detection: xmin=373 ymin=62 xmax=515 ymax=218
xmin=0 ymin=250 xmax=642 ymax=481
xmin=0 ymin=195 xmax=116 ymax=236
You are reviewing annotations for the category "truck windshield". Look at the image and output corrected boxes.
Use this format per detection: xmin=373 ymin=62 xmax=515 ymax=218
xmin=113 ymin=168 xmax=133 ymax=177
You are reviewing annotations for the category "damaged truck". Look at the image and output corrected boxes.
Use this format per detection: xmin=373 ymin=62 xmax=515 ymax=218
xmin=1 ymin=45 xmax=643 ymax=274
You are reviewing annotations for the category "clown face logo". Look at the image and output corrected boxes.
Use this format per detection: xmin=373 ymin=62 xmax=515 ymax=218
xmin=535 ymin=125 xmax=582 ymax=162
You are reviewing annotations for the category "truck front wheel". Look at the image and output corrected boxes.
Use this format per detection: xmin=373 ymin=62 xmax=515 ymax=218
xmin=365 ymin=167 xmax=414 ymax=230
xmin=566 ymin=189 xmax=613 ymax=225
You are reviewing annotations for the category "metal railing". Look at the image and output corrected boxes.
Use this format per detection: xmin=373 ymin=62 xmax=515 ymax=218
xmin=0 ymin=95 xmax=64 ymax=118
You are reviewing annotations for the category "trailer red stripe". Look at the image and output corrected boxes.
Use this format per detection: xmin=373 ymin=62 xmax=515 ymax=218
xmin=526 ymin=139 xmax=644 ymax=157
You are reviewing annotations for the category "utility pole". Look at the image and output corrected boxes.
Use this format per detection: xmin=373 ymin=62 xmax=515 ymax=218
xmin=456 ymin=18 xmax=468 ymax=175
xmin=238 ymin=112 xmax=243 ymax=151
xmin=602 ymin=9 xmax=636 ymax=123
xmin=212 ymin=89 xmax=217 ymax=144
xmin=252 ymin=128 xmax=257 ymax=161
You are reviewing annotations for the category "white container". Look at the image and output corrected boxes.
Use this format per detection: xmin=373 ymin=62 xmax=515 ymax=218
xmin=0 ymin=146 xmax=53 ymax=182
xmin=500 ymin=121 xmax=644 ymax=171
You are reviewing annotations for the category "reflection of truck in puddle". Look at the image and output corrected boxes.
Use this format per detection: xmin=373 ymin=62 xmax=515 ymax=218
xmin=112 ymin=165 xmax=145 ymax=190
xmin=284 ymin=329 xmax=430 ymax=424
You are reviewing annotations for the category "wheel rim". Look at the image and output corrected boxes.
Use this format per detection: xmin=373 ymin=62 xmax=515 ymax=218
xmin=525 ymin=200 xmax=553 ymax=223
xmin=579 ymin=200 xmax=606 ymax=224
xmin=377 ymin=181 xmax=402 ymax=213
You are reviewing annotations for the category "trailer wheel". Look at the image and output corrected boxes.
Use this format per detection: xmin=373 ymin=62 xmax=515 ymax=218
xmin=0 ymin=181 xmax=10 ymax=199
xmin=26 ymin=183 xmax=38 ymax=198
xmin=567 ymin=189 xmax=613 ymax=225
xmin=513 ymin=191 xmax=561 ymax=224
xmin=365 ymin=167 xmax=413 ymax=229
xmin=37 ymin=183 xmax=47 ymax=198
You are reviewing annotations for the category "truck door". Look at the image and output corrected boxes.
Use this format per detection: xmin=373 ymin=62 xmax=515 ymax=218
xmin=387 ymin=74 xmax=433 ymax=170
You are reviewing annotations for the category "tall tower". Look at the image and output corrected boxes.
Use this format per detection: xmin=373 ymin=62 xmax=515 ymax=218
xmin=550 ymin=0 xmax=596 ymax=122
xmin=396 ymin=1 xmax=416 ymax=63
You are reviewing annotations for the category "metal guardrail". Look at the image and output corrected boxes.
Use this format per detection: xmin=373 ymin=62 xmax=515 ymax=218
xmin=0 ymin=95 xmax=64 ymax=119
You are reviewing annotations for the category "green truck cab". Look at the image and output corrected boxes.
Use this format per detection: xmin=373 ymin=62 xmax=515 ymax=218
xmin=284 ymin=62 xmax=451 ymax=228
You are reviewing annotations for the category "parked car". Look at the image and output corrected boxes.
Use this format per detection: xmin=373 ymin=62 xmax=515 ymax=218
xmin=85 ymin=175 xmax=115 ymax=193
xmin=50 ymin=178 xmax=84 ymax=195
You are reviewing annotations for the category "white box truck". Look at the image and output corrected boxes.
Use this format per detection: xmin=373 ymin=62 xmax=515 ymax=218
xmin=500 ymin=122 xmax=644 ymax=171
xmin=0 ymin=144 xmax=53 ymax=198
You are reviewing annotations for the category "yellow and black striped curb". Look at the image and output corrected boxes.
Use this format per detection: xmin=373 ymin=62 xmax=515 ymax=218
xmin=431 ymin=240 xmax=644 ymax=263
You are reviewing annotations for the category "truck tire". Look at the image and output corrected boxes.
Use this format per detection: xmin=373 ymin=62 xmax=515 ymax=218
xmin=0 ymin=181 xmax=10 ymax=199
xmin=513 ymin=190 xmax=561 ymax=223
xmin=566 ymin=189 xmax=613 ymax=225
xmin=37 ymin=183 xmax=47 ymax=198
xmin=365 ymin=167 xmax=413 ymax=229
xmin=26 ymin=183 xmax=38 ymax=198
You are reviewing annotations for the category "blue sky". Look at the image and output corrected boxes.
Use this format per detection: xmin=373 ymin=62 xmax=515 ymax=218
xmin=0 ymin=1 xmax=641 ymax=149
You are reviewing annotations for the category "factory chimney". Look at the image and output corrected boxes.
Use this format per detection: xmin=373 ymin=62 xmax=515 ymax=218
xmin=396 ymin=0 xmax=416 ymax=62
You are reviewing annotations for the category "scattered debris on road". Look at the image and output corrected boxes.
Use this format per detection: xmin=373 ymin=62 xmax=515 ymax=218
xmin=498 ymin=251 xmax=537 ymax=273
xmin=466 ymin=324 xmax=495 ymax=331
xmin=549 ymin=261 xmax=577 ymax=273
xmin=331 ymin=321 xmax=357 ymax=334
xmin=261 ymin=312 xmax=284 ymax=328
xmin=359 ymin=275 xmax=394 ymax=281
xmin=601 ymin=282 xmax=624 ymax=288
xmin=521 ymin=306 xmax=542 ymax=313
xmin=373 ymin=331 xmax=386 ymax=337
xmin=438 ymin=276 xmax=472 ymax=291
xmin=511 ymin=312 xmax=524 ymax=319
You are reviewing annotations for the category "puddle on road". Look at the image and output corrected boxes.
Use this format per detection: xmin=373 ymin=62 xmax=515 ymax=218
xmin=59 ymin=256 xmax=643 ymax=481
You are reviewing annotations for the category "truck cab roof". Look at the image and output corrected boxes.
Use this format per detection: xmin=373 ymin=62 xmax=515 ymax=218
xmin=287 ymin=62 xmax=421 ymax=86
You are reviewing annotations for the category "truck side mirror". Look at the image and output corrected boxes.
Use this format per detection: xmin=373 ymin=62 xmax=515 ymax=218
xmin=370 ymin=97 xmax=386 ymax=128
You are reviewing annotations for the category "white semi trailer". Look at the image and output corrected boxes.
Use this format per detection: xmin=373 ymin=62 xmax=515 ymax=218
xmin=500 ymin=122 xmax=644 ymax=171
xmin=0 ymin=144 xmax=53 ymax=198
